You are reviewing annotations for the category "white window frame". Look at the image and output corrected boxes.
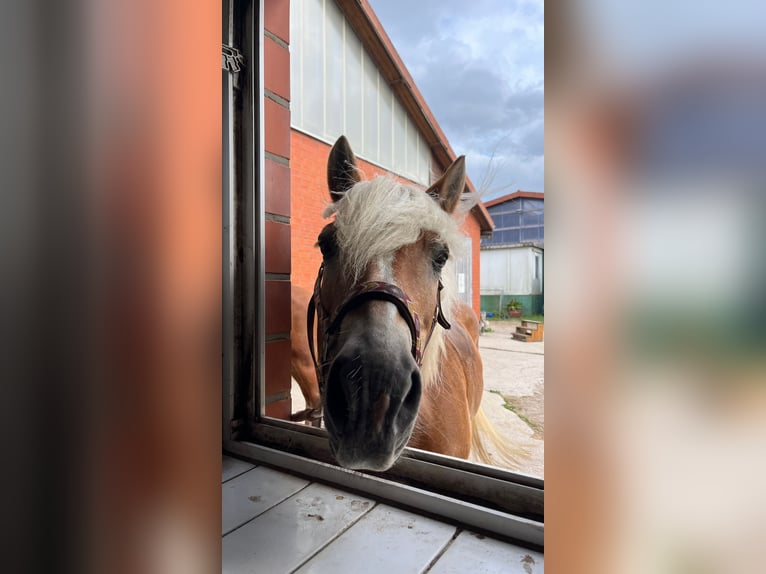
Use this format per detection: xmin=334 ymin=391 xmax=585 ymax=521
xmin=223 ymin=0 xmax=543 ymax=551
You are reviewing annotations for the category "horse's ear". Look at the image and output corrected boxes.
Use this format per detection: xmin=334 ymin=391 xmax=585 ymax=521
xmin=426 ymin=156 xmax=466 ymax=214
xmin=327 ymin=135 xmax=361 ymax=201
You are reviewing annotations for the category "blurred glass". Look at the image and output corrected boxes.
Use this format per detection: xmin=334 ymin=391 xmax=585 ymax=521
xmin=548 ymin=0 xmax=766 ymax=571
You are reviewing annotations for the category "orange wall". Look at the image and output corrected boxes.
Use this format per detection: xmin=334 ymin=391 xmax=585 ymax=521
xmin=462 ymin=213 xmax=482 ymax=316
xmin=290 ymin=130 xmax=482 ymax=317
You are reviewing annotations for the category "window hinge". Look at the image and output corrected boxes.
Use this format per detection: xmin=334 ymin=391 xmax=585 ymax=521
xmin=222 ymin=44 xmax=245 ymax=73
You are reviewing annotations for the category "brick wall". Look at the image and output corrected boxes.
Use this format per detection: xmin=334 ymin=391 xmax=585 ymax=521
xmin=290 ymin=130 xmax=483 ymax=318
xmin=263 ymin=0 xmax=292 ymax=419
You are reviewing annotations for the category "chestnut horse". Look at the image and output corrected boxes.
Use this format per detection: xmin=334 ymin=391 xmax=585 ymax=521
xmin=301 ymin=135 xmax=522 ymax=471
xmin=290 ymin=284 xmax=321 ymax=423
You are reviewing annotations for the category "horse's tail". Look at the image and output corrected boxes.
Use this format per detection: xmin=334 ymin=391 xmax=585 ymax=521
xmin=471 ymin=406 xmax=529 ymax=468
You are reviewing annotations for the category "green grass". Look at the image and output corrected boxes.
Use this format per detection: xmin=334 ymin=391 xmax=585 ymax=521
xmin=484 ymin=314 xmax=544 ymax=323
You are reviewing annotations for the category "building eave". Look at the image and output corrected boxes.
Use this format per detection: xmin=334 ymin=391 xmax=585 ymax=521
xmin=480 ymin=241 xmax=544 ymax=251
xmin=484 ymin=191 xmax=545 ymax=209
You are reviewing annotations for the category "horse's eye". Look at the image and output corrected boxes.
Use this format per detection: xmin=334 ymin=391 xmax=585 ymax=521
xmin=317 ymin=238 xmax=334 ymax=259
xmin=432 ymin=245 xmax=449 ymax=271
xmin=317 ymin=229 xmax=337 ymax=259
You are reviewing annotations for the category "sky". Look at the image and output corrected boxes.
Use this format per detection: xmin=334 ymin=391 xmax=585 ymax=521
xmin=367 ymin=0 xmax=544 ymax=200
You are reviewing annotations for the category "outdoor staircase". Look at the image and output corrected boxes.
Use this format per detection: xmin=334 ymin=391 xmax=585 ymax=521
xmin=511 ymin=320 xmax=544 ymax=342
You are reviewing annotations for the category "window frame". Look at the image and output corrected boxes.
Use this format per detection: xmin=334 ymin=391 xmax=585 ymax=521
xmin=223 ymin=0 xmax=544 ymax=551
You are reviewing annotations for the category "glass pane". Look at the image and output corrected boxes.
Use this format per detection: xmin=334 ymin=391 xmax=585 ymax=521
xmin=523 ymin=198 xmax=544 ymax=210
xmin=325 ymin=0 xmax=344 ymax=139
xmin=393 ymin=97 xmax=406 ymax=174
xmin=521 ymin=227 xmax=539 ymax=241
xmin=418 ymin=135 xmax=430 ymax=185
xmin=505 ymin=213 xmax=521 ymax=228
xmin=362 ymin=52 xmax=378 ymax=160
xmin=496 ymin=200 xmax=518 ymax=215
xmin=522 ymin=212 xmax=540 ymax=226
xmin=379 ymin=88 xmax=393 ymax=167
xmin=302 ymin=0 xmax=323 ymax=135
xmin=405 ymin=114 xmax=418 ymax=178
xmin=345 ymin=28 xmax=363 ymax=148
xmin=506 ymin=229 xmax=520 ymax=244
xmin=266 ymin=0 xmax=546 ymax=487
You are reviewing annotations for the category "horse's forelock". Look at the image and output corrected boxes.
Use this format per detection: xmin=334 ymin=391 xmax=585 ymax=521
xmin=324 ymin=177 xmax=466 ymax=284
xmin=324 ymin=177 xmax=464 ymax=388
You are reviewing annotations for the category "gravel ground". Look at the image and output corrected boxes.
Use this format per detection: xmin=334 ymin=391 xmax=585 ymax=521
xmin=289 ymin=319 xmax=544 ymax=478
xmin=475 ymin=320 xmax=544 ymax=478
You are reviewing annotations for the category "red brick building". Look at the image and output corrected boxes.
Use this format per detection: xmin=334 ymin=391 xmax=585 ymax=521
xmin=260 ymin=0 xmax=493 ymax=417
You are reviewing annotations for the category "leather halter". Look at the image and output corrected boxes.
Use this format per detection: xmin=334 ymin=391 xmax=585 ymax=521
xmin=306 ymin=263 xmax=451 ymax=389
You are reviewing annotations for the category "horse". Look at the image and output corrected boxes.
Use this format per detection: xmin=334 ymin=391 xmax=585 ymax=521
xmin=290 ymin=284 xmax=322 ymax=424
xmin=304 ymin=135 xmax=523 ymax=471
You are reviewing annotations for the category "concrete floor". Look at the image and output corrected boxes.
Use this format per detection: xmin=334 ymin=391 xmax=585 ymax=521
xmin=475 ymin=320 xmax=544 ymax=478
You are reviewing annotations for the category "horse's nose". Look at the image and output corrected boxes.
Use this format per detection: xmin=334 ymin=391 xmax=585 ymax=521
xmin=325 ymin=348 xmax=421 ymax=437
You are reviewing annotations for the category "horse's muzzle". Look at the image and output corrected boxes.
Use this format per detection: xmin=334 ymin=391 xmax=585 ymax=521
xmin=323 ymin=346 xmax=422 ymax=471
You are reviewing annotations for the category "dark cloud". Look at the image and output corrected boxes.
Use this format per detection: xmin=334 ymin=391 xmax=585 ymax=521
xmin=505 ymin=82 xmax=544 ymax=121
xmin=367 ymin=0 xmax=544 ymax=194
xmin=520 ymin=122 xmax=544 ymax=157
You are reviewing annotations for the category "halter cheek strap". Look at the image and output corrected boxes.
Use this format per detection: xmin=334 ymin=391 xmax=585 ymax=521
xmin=329 ymin=281 xmax=422 ymax=361
xmin=306 ymin=263 xmax=451 ymax=388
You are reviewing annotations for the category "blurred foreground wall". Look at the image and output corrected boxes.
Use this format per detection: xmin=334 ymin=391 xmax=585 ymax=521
xmin=547 ymin=1 xmax=766 ymax=572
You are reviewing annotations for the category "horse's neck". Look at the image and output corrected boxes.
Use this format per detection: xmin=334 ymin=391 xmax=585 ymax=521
xmin=420 ymin=328 xmax=445 ymax=388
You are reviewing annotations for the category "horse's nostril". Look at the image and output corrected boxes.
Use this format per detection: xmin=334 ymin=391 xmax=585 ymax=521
xmin=326 ymin=357 xmax=360 ymax=425
xmin=402 ymin=369 xmax=422 ymax=413
xmin=325 ymin=375 xmax=349 ymax=425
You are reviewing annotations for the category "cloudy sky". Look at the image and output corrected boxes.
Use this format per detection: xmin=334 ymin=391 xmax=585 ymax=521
xmin=367 ymin=0 xmax=544 ymax=200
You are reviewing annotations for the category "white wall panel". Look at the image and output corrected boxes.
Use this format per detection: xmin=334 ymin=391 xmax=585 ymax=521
xmin=291 ymin=0 xmax=430 ymax=185
xmin=301 ymin=0 xmax=324 ymax=135
xmin=480 ymin=246 xmax=541 ymax=294
xmin=325 ymin=0 xmax=344 ymax=138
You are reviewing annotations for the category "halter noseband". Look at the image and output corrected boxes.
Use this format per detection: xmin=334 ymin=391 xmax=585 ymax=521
xmin=306 ymin=263 xmax=451 ymax=389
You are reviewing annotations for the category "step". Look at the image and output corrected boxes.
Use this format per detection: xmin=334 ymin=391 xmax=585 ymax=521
xmin=511 ymin=333 xmax=529 ymax=341
xmin=521 ymin=320 xmax=542 ymax=329
xmin=516 ymin=327 xmax=533 ymax=335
